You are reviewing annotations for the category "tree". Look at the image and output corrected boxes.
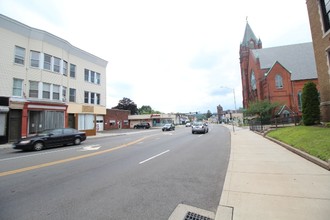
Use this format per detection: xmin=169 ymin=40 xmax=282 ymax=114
xmin=244 ymin=100 xmax=279 ymax=123
xmin=138 ymin=105 xmax=162 ymax=114
xmin=206 ymin=110 xmax=212 ymax=119
xmin=112 ymin=97 xmax=138 ymax=115
xmin=302 ymin=82 xmax=320 ymax=125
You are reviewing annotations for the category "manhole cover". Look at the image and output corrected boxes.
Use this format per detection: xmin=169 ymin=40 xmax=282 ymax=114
xmin=184 ymin=211 xmax=213 ymax=220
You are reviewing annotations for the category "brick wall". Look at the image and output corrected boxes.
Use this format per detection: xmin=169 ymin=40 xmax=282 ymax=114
xmin=104 ymin=109 xmax=130 ymax=130
xmin=306 ymin=0 xmax=330 ymax=122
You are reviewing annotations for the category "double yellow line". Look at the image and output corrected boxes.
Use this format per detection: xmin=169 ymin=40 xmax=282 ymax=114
xmin=0 ymin=136 xmax=147 ymax=177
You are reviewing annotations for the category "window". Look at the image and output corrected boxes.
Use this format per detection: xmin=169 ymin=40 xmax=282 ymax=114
xmin=298 ymin=91 xmax=302 ymax=112
xmin=78 ymin=114 xmax=94 ymax=130
xmin=250 ymin=71 xmax=256 ymax=90
xmin=70 ymin=64 xmax=76 ymax=78
xmin=44 ymin=53 xmax=52 ymax=70
xmin=62 ymin=86 xmax=67 ymax=102
xmin=53 ymin=57 xmax=61 ymax=73
xmin=30 ymin=51 xmax=40 ymax=67
xmin=84 ymin=91 xmax=89 ymax=104
xmin=275 ymin=74 xmax=283 ymax=88
xmin=13 ymin=78 xmax=23 ymax=96
xmin=69 ymin=88 xmax=76 ymax=102
xmin=63 ymin=60 xmax=68 ymax=76
xmin=320 ymin=0 xmax=330 ymax=32
xmin=84 ymin=69 xmax=89 ymax=81
xmin=96 ymin=93 xmax=100 ymax=105
xmin=96 ymin=73 xmax=101 ymax=84
xmin=14 ymin=46 xmax=25 ymax=65
xmin=43 ymin=83 xmax=51 ymax=99
xmin=90 ymin=92 xmax=95 ymax=104
xmin=91 ymin=71 xmax=95 ymax=83
xmin=53 ymin=85 xmax=60 ymax=100
xmin=29 ymin=81 xmax=39 ymax=98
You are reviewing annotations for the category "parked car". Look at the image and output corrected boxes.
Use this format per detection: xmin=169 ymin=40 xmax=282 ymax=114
xmin=191 ymin=121 xmax=208 ymax=134
xmin=13 ymin=128 xmax=86 ymax=151
xmin=185 ymin=122 xmax=191 ymax=127
xmin=162 ymin=123 xmax=175 ymax=131
xmin=133 ymin=122 xmax=150 ymax=129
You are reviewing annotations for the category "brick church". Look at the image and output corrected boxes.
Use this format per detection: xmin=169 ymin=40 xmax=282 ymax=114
xmin=239 ymin=22 xmax=319 ymax=118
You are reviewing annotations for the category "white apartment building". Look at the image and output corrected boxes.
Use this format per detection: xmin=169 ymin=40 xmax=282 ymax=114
xmin=0 ymin=14 xmax=108 ymax=143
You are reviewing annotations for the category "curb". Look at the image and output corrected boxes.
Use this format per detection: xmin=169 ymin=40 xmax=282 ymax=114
xmin=265 ymin=135 xmax=330 ymax=171
xmin=253 ymin=130 xmax=330 ymax=171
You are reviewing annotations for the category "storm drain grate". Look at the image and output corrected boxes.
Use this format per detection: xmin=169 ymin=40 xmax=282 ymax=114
xmin=184 ymin=211 xmax=213 ymax=220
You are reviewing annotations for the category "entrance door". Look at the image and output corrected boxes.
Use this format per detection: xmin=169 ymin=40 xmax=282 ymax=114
xmin=96 ymin=116 xmax=104 ymax=131
xmin=68 ymin=114 xmax=75 ymax=128
xmin=8 ymin=109 xmax=22 ymax=142
xmin=29 ymin=111 xmax=42 ymax=134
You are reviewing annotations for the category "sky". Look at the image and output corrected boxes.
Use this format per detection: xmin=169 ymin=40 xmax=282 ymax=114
xmin=0 ymin=0 xmax=313 ymax=113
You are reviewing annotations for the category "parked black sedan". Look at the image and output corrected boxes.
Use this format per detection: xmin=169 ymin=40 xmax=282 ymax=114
xmin=13 ymin=128 xmax=86 ymax=151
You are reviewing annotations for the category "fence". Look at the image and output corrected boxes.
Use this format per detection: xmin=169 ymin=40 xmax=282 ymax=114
xmin=249 ymin=116 xmax=301 ymax=132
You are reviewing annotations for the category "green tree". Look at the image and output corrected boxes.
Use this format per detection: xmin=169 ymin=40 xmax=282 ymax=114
xmin=206 ymin=110 xmax=212 ymax=119
xmin=244 ymin=100 xmax=279 ymax=123
xmin=302 ymin=82 xmax=320 ymax=125
xmin=138 ymin=105 xmax=162 ymax=114
xmin=138 ymin=105 xmax=153 ymax=114
xmin=112 ymin=97 xmax=138 ymax=115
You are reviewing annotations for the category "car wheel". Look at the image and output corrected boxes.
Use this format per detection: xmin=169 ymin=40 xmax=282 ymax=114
xmin=74 ymin=137 xmax=81 ymax=145
xmin=33 ymin=142 xmax=44 ymax=151
xmin=192 ymin=131 xmax=194 ymax=134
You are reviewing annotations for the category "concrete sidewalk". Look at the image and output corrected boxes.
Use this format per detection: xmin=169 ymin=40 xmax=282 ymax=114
xmin=216 ymin=125 xmax=330 ymax=220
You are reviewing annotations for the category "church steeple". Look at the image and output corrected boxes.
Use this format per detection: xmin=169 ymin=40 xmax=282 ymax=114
xmin=239 ymin=21 xmax=261 ymax=109
xmin=241 ymin=21 xmax=262 ymax=49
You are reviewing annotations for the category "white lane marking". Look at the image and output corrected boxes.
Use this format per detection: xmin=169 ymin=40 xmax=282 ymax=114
xmin=79 ymin=145 xmax=101 ymax=151
xmin=139 ymin=150 xmax=170 ymax=164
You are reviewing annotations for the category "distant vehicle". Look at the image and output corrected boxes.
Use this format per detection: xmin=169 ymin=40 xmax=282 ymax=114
xmin=162 ymin=123 xmax=175 ymax=131
xmin=185 ymin=122 xmax=191 ymax=127
xmin=133 ymin=122 xmax=150 ymax=129
xmin=191 ymin=121 xmax=208 ymax=134
xmin=13 ymin=128 xmax=86 ymax=151
xmin=203 ymin=123 xmax=209 ymax=133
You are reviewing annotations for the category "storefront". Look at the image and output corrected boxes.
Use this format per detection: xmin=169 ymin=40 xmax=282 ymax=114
xmin=21 ymin=101 xmax=68 ymax=138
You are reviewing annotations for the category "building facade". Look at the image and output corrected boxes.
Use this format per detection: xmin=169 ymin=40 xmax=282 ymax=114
xmin=0 ymin=14 xmax=108 ymax=143
xmin=240 ymin=22 xmax=318 ymax=118
xmin=104 ymin=109 xmax=130 ymax=130
xmin=306 ymin=0 xmax=330 ymax=122
xmin=128 ymin=114 xmax=183 ymax=128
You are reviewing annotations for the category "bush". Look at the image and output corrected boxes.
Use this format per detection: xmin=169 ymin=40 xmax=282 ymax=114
xmin=302 ymin=82 xmax=320 ymax=125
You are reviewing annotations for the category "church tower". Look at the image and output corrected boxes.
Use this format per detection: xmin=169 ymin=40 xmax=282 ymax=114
xmin=239 ymin=22 xmax=262 ymax=108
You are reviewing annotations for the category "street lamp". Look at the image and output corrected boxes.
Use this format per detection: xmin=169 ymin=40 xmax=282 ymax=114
xmin=220 ymin=86 xmax=237 ymax=111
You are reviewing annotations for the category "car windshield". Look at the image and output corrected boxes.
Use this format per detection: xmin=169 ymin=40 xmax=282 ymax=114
xmin=193 ymin=122 xmax=203 ymax=126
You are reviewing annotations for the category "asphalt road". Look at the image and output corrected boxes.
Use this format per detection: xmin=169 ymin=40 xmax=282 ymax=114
xmin=0 ymin=124 xmax=231 ymax=220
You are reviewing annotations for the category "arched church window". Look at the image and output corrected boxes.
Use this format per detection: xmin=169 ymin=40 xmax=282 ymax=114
xmin=250 ymin=71 xmax=256 ymax=90
xmin=275 ymin=74 xmax=283 ymax=88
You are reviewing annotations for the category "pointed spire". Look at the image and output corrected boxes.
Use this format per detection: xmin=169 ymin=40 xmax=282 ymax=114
xmin=242 ymin=22 xmax=258 ymax=47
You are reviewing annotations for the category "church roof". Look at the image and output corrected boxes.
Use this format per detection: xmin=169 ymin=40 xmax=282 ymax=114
xmin=241 ymin=22 xmax=258 ymax=47
xmin=251 ymin=42 xmax=317 ymax=81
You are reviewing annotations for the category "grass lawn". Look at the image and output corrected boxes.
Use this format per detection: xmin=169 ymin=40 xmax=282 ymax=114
xmin=267 ymin=126 xmax=330 ymax=162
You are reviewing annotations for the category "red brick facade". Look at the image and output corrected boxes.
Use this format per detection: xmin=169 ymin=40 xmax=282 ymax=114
xmin=104 ymin=109 xmax=130 ymax=130
xmin=306 ymin=0 xmax=330 ymax=122
xmin=240 ymin=23 xmax=319 ymax=117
